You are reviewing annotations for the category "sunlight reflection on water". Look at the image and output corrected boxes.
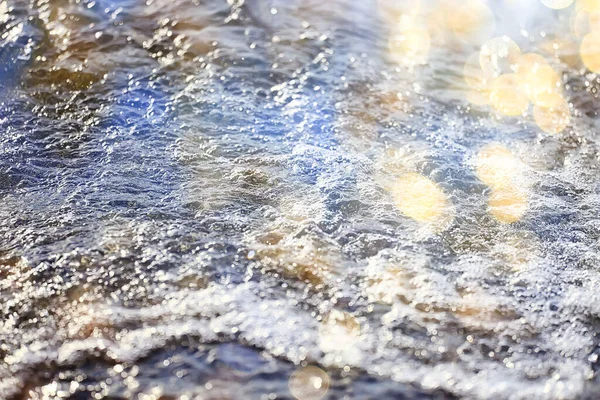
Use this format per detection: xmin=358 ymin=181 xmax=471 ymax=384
xmin=2 ymin=0 xmax=600 ymax=399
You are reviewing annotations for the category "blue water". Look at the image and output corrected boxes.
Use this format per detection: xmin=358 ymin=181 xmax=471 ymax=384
xmin=2 ymin=0 xmax=600 ymax=399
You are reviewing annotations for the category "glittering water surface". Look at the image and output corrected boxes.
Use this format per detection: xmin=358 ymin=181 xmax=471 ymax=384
xmin=2 ymin=0 xmax=600 ymax=399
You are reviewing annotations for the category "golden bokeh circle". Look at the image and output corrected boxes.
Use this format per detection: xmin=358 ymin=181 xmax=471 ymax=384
xmin=488 ymin=186 xmax=528 ymax=224
xmin=588 ymin=10 xmax=600 ymax=30
xmin=390 ymin=172 xmax=451 ymax=226
xmin=571 ymin=10 xmax=591 ymax=38
xmin=540 ymin=39 xmax=580 ymax=68
xmin=514 ymin=52 xmax=548 ymax=76
xmin=388 ymin=17 xmax=431 ymax=65
xmin=480 ymin=36 xmax=521 ymax=78
xmin=378 ymin=0 xmax=423 ymax=22
xmin=447 ymin=0 xmax=495 ymax=44
xmin=533 ymin=96 xmax=571 ymax=134
xmin=577 ymin=0 xmax=600 ymax=12
xmin=489 ymin=74 xmax=529 ymax=116
xmin=580 ymin=31 xmax=600 ymax=72
xmin=520 ymin=63 xmax=561 ymax=106
xmin=475 ymin=143 xmax=518 ymax=189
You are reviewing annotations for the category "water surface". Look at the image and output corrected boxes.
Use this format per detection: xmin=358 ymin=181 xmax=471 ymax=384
xmin=2 ymin=0 xmax=600 ymax=399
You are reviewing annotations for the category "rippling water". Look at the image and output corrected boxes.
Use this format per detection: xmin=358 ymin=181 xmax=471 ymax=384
xmin=2 ymin=0 xmax=600 ymax=399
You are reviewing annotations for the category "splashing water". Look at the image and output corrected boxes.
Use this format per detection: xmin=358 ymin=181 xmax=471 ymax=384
xmin=2 ymin=0 xmax=600 ymax=399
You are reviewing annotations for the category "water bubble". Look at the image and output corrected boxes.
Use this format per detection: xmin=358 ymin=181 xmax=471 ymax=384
xmin=289 ymin=366 xmax=330 ymax=400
